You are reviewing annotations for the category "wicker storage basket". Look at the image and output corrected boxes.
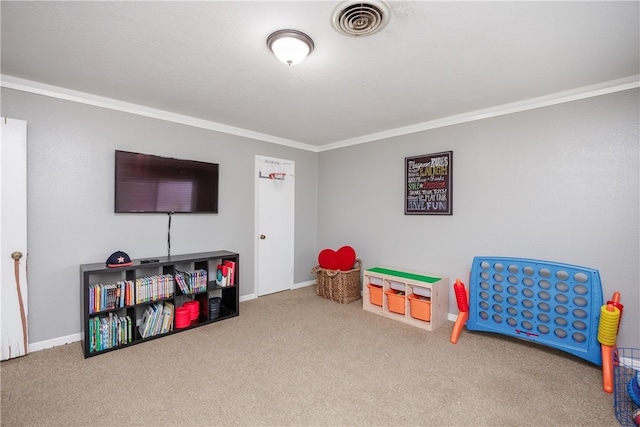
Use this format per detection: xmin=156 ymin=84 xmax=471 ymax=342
xmin=311 ymin=259 xmax=362 ymax=304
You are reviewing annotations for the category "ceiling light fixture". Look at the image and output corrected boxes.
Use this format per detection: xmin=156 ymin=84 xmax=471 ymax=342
xmin=267 ymin=29 xmax=314 ymax=65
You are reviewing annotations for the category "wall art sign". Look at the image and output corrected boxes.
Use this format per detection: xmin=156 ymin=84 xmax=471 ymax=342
xmin=405 ymin=151 xmax=453 ymax=215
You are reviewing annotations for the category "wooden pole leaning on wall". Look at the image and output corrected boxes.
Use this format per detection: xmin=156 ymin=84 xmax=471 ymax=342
xmin=12 ymin=251 xmax=28 ymax=355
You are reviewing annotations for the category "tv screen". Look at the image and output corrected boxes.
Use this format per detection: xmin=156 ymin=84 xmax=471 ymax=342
xmin=115 ymin=150 xmax=219 ymax=213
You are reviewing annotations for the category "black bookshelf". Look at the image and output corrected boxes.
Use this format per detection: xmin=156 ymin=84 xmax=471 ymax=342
xmin=80 ymin=251 xmax=239 ymax=358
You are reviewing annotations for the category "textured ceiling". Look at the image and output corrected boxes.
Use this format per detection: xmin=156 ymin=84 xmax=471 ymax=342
xmin=1 ymin=1 xmax=639 ymax=147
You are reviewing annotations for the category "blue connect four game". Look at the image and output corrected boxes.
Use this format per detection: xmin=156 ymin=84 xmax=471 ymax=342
xmin=466 ymin=256 xmax=604 ymax=365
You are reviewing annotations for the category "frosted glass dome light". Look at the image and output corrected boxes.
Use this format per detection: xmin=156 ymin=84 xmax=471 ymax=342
xmin=267 ymin=30 xmax=314 ymax=65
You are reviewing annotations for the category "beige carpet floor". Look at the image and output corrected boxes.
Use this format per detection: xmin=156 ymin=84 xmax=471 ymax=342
xmin=1 ymin=285 xmax=616 ymax=426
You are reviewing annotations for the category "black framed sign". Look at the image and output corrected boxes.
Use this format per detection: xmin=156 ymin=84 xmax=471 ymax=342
xmin=405 ymin=151 xmax=453 ymax=215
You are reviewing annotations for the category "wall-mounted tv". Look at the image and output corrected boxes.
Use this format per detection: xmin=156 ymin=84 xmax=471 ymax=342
xmin=115 ymin=150 xmax=219 ymax=213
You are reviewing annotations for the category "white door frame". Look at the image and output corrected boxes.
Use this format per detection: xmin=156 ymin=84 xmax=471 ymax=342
xmin=1 ymin=117 xmax=29 ymax=360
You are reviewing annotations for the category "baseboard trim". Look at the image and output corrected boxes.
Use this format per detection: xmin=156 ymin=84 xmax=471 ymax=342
xmin=292 ymin=280 xmax=315 ymax=290
xmin=239 ymin=293 xmax=256 ymax=302
xmin=28 ymin=333 xmax=81 ymax=353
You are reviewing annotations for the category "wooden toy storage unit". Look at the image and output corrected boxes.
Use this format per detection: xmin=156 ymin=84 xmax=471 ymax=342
xmin=363 ymin=267 xmax=449 ymax=331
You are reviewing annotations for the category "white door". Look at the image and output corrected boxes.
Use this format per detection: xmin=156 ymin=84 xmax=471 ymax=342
xmin=255 ymin=156 xmax=294 ymax=296
xmin=1 ymin=118 xmax=29 ymax=360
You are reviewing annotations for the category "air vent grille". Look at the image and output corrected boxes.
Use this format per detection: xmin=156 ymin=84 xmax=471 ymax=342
xmin=331 ymin=0 xmax=390 ymax=37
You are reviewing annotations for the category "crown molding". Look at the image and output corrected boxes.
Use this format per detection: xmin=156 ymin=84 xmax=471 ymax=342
xmin=2 ymin=74 xmax=637 ymax=153
xmin=0 ymin=75 xmax=319 ymax=152
xmin=317 ymin=75 xmax=639 ymax=152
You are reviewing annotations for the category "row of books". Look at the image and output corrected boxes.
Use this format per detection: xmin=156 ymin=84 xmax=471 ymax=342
xmin=88 ymin=313 xmax=133 ymax=353
xmin=135 ymin=274 xmax=174 ymax=304
xmin=216 ymin=260 xmax=236 ymax=287
xmin=88 ymin=281 xmax=134 ymax=314
xmin=138 ymin=301 xmax=174 ymax=338
xmin=89 ymin=264 xmax=235 ymax=311
xmin=175 ymin=269 xmax=207 ymax=294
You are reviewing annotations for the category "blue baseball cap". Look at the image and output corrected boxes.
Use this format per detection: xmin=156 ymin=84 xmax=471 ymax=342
xmin=106 ymin=251 xmax=133 ymax=268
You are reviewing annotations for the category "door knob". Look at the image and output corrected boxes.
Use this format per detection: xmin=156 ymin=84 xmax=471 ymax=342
xmin=11 ymin=251 xmax=23 ymax=260
xmin=259 ymin=234 xmax=266 ymax=239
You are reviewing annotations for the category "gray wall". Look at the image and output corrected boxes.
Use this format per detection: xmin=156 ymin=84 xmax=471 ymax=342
xmin=2 ymin=86 xmax=638 ymax=350
xmin=318 ymin=89 xmax=639 ymax=348
xmin=1 ymin=88 xmax=318 ymax=344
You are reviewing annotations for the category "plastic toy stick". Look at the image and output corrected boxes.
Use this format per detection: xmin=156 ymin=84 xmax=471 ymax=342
xmin=450 ymin=310 xmax=469 ymax=344
xmin=601 ymin=345 xmax=614 ymax=393
xmin=450 ymin=280 xmax=469 ymax=344
xmin=599 ymin=292 xmax=621 ymax=393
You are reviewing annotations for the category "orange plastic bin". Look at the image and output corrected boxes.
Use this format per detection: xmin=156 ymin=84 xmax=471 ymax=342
xmin=385 ymin=289 xmax=406 ymax=314
xmin=367 ymin=283 xmax=383 ymax=306
xmin=408 ymin=293 xmax=431 ymax=321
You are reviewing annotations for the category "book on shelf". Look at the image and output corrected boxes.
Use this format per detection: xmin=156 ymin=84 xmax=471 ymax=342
xmin=191 ymin=270 xmax=197 ymax=291
xmin=149 ymin=303 xmax=160 ymax=337
xmin=138 ymin=306 xmax=152 ymax=338
xmin=115 ymin=285 xmax=121 ymax=309
xmin=93 ymin=317 xmax=99 ymax=352
xmin=187 ymin=270 xmax=195 ymax=292
xmin=154 ymin=302 xmax=165 ymax=336
xmin=196 ymin=269 xmax=207 ymax=292
xmin=167 ymin=301 xmax=174 ymax=332
xmin=109 ymin=313 xmax=115 ymax=348
xmin=89 ymin=314 xmax=132 ymax=353
xmin=135 ymin=275 xmax=174 ymax=304
xmin=223 ymin=260 xmax=236 ymax=286
xmin=162 ymin=301 xmax=174 ymax=333
xmin=175 ymin=269 xmax=207 ymax=294
xmin=89 ymin=317 xmax=95 ymax=353
xmin=137 ymin=301 xmax=174 ymax=339
xmin=117 ymin=315 xmax=123 ymax=345
xmin=175 ymin=272 xmax=189 ymax=294
xmin=216 ymin=264 xmax=229 ymax=287
xmin=89 ymin=284 xmax=95 ymax=314
xmin=88 ymin=280 xmax=134 ymax=313
xmin=149 ymin=304 xmax=160 ymax=337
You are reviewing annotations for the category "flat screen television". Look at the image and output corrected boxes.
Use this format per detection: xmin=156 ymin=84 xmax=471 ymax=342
xmin=115 ymin=150 xmax=219 ymax=213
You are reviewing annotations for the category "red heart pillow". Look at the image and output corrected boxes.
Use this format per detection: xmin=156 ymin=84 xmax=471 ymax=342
xmin=318 ymin=249 xmax=340 ymax=270
xmin=318 ymin=246 xmax=356 ymax=271
xmin=336 ymin=246 xmax=356 ymax=271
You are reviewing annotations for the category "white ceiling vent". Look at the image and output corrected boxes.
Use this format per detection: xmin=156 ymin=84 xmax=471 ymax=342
xmin=331 ymin=0 xmax=391 ymax=37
